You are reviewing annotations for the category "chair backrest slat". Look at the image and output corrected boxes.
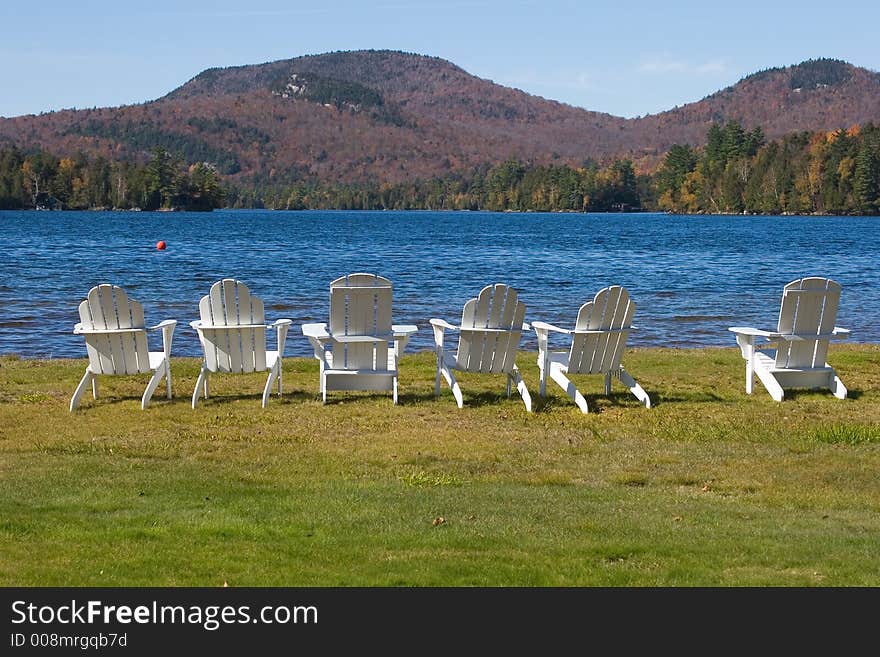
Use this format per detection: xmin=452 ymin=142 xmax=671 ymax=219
xmin=775 ymin=277 xmax=840 ymax=369
xmin=198 ymin=279 xmax=267 ymax=373
xmin=329 ymin=273 xmax=393 ymax=371
xmin=568 ymin=286 xmax=635 ymax=375
xmin=456 ymin=284 xmax=525 ymax=374
xmin=78 ymin=284 xmax=151 ymax=375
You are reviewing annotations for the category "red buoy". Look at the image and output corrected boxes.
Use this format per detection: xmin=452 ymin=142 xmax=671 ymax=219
xmin=156 ymin=240 xmax=167 ymax=250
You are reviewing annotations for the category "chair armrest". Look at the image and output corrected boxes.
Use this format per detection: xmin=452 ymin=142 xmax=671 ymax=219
xmin=730 ymin=325 xmax=850 ymax=341
xmin=532 ymin=321 xmax=569 ymax=361
xmin=429 ymin=318 xmax=458 ymax=331
xmin=729 ymin=326 xmax=779 ymax=359
xmin=301 ymin=322 xmax=330 ymax=339
xmin=430 ymin=318 xmax=456 ymax=350
xmin=391 ymin=324 xmax=417 ymax=354
xmin=272 ymin=319 xmax=292 ymax=355
xmin=777 ymin=331 xmax=851 ymax=342
xmin=148 ymin=319 xmax=177 ymax=331
xmin=728 ymin=326 xmax=778 ymax=339
xmin=532 ymin=321 xmax=571 ymax=335
xmin=149 ymin=319 xmax=177 ymax=357
xmin=302 ymin=322 xmax=330 ymax=360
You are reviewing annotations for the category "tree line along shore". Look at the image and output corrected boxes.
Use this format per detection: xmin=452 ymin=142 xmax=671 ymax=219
xmin=0 ymin=121 xmax=878 ymax=215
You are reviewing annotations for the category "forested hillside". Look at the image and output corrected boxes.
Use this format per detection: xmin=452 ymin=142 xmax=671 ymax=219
xmin=0 ymin=52 xmax=878 ymax=213
xmin=2 ymin=121 xmax=878 ymax=214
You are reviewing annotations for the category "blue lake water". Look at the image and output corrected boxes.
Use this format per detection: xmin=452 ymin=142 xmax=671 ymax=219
xmin=0 ymin=209 xmax=877 ymax=358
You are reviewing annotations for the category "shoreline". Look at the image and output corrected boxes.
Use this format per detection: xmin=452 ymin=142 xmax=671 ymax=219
xmin=2 ymin=207 xmax=878 ymax=217
xmin=5 ymin=344 xmax=880 ymax=364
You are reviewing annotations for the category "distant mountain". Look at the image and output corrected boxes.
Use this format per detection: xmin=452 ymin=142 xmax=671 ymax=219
xmin=633 ymin=58 xmax=880 ymax=151
xmin=1 ymin=51 xmax=878 ymax=183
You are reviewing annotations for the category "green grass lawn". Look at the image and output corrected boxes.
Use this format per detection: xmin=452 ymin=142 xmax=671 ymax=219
xmin=1 ymin=345 xmax=879 ymax=586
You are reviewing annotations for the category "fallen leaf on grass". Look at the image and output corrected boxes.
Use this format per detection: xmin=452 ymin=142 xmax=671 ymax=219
xmin=432 ymin=517 xmax=446 ymax=526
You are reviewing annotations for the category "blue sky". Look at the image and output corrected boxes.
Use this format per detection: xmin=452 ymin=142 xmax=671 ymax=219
xmin=1 ymin=0 xmax=878 ymax=119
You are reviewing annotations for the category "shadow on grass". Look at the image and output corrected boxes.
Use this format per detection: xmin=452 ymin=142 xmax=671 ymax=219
xmin=74 ymin=388 xmax=318 ymax=410
xmin=647 ymin=391 xmax=726 ymax=405
xmin=318 ymin=391 xmax=404 ymax=406
xmin=192 ymin=389 xmax=316 ymax=407
xmin=404 ymin=389 xmax=530 ymax=409
xmin=777 ymin=388 xmax=863 ymax=401
xmin=535 ymin=391 xmax=658 ymax=414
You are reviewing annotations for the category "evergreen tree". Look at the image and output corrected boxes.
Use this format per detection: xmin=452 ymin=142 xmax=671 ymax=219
xmin=145 ymin=147 xmax=178 ymax=209
xmin=853 ymin=135 xmax=880 ymax=214
xmin=657 ymin=145 xmax=697 ymax=191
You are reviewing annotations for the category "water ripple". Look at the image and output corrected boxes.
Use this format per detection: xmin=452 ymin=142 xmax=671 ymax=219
xmin=1 ymin=209 xmax=877 ymax=358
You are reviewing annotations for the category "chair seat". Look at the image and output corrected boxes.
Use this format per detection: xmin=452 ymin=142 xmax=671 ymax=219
xmin=148 ymin=351 xmax=167 ymax=370
xmin=754 ymin=351 xmax=834 ymax=373
xmin=545 ymin=351 xmax=571 ymax=371
xmin=325 ymin=349 xmax=397 ymax=374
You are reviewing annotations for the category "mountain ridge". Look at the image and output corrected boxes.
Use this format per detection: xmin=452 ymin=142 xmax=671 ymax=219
xmin=1 ymin=51 xmax=878 ymax=183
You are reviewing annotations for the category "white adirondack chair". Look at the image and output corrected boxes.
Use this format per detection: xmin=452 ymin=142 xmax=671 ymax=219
xmin=190 ymin=279 xmax=292 ymax=408
xmin=430 ymin=283 xmax=532 ymax=411
xmin=729 ymin=277 xmax=850 ymax=401
xmin=302 ymin=273 xmax=417 ymax=404
xmin=533 ymin=285 xmax=650 ymax=413
xmin=71 ymin=284 xmax=176 ymax=411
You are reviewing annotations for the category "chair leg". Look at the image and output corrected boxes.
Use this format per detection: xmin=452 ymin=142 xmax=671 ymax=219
xmin=142 ymin=366 xmax=166 ymax=410
xmin=829 ymin=369 xmax=847 ymax=400
xmin=192 ymin=366 xmax=208 ymax=409
xmin=538 ymin=360 xmax=547 ymax=397
xmin=509 ymin=365 xmax=532 ymax=413
xmin=70 ymin=369 xmax=95 ymax=412
xmin=92 ymin=376 xmax=99 ymax=399
xmin=277 ymin=363 xmax=283 ymax=396
xmin=165 ymin=360 xmax=172 ymax=399
xmin=745 ymin=356 xmax=754 ymax=395
xmin=393 ymin=376 xmax=399 ymax=405
xmin=434 ymin=358 xmax=442 ymax=398
xmin=604 ymin=372 xmax=612 ymax=396
xmin=618 ymin=366 xmax=651 ymax=409
xmin=549 ymin=364 xmax=588 ymax=413
xmin=438 ymin=362 xmax=464 ymax=409
xmin=755 ymin=366 xmax=785 ymax=402
xmin=262 ymin=363 xmax=280 ymax=408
